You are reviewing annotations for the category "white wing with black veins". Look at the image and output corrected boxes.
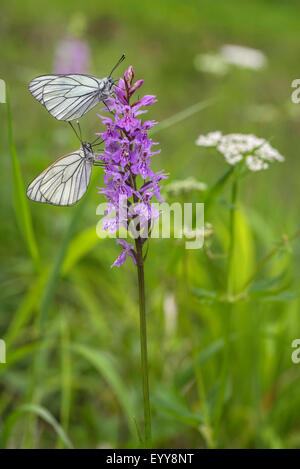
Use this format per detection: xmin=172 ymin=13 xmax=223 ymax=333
xmin=26 ymin=148 xmax=94 ymax=206
xmin=29 ymin=74 xmax=110 ymax=121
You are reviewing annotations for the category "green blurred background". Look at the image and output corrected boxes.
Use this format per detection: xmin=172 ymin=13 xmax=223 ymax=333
xmin=1 ymin=0 xmax=300 ymax=449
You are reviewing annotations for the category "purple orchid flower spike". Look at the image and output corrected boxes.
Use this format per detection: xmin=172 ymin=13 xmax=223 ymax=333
xmin=97 ymin=65 xmax=168 ymax=268
xmin=97 ymin=65 xmax=168 ymax=446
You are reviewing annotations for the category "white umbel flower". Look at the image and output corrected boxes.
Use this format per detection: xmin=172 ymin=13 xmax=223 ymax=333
xmin=194 ymin=44 xmax=267 ymax=76
xmin=196 ymin=132 xmax=284 ymax=171
xmin=165 ymin=177 xmax=207 ymax=196
xmin=220 ymin=44 xmax=267 ymax=70
xmin=195 ymin=131 xmax=223 ymax=147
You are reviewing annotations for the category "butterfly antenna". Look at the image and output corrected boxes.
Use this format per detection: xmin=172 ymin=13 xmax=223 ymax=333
xmin=91 ymin=139 xmax=105 ymax=149
xmin=76 ymin=120 xmax=83 ymax=143
xmin=68 ymin=121 xmax=81 ymax=142
xmin=91 ymin=135 xmax=104 ymax=145
xmin=109 ymin=54 xmax=126 ymax=77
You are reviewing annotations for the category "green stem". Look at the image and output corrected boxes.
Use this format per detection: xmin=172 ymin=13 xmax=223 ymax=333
xmin=227 ymin=177 xmax=238 ymax=298
xmin=135 ymin=237 xmax=152 ymax=448
xmin=213 ymin=177 xmax=238 ymax=445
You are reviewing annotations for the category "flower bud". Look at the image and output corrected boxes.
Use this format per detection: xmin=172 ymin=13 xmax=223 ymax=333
xmin=129 ymin=79 xmax=144 ymax=96
xmin=124 ymin=65 xmax=134 ymax=87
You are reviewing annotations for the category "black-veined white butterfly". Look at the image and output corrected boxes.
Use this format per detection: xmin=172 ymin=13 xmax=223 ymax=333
xmin=27 ymin=124 xmax=103 ymax=206
xmin=28 ymin=54 xmax=125 ymax=121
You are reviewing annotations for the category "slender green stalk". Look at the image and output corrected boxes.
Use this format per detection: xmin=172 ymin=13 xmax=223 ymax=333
xmin=227 ymin=177 xmax=238 ymax=298
xmin=135 ymin=237 xmax=152 ymax=448
xmin=252 ymin=304 xmax=262 ymax=448
xmin=213 ymin=304 xmax=230 ymax=444
xmin=213 ymin=177 xmax=238 ymax=444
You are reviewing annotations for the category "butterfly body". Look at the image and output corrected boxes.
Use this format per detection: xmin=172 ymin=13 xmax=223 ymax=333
xmin=27 ymin=142 xmax=96 ymax=206
xmin=81 ymin=141 xmax=95 ymax=162
xmin=98 ymin=76 xmax=115 ymax=98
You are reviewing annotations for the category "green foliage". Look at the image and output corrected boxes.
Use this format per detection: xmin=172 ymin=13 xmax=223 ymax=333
xmin=1 ymin=0 xmax=300 ymax=450
xmin=1 ymin=404 xmax=73 ymax=449
xmin=71 ymin=344 xmax=136 ymax=438
xmin=6 ymin=91 xmax=40 ymax=272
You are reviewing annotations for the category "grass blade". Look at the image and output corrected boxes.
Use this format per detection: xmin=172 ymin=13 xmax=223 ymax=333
xmin=38 ymin=171 xmax=101 ymax=330
xmin=1 ymin=403 xmax=73 ymax=449
xmin=39 ymin=201 xmax=85 ymax=330
xmin=57 ymin=315 xmax=72 ymax=448
xmin=151 ymin=98 xmax=216 ymax=135
xmin=6 ymin=90 xmax=40 ymax=271
xmin=62 ymin=225 xmax=108 ymax=276
xmin=204 ymin=166 xmax=234 ymax=213
xmin=71 ymin=343 xmax=136 ymax=438
xmin=5 ymin=272 xmax=47 ymax=348
xmin=0 ymin=341 xmax=42 ymax=374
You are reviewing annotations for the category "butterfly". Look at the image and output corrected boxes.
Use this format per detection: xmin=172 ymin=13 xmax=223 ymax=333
xmin=27 ymin=124 xmax=104 ymax=206
xmin=28 ymin=54 xmax=125 ymax=121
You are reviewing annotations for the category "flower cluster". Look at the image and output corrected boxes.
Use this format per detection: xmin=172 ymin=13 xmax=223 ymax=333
xmin=97 ymin=66 xmax=168 ymax=267
xmin=194 ymin=44 xmax=267 ymax=77
xmin=165 ymin=177 xmax=207 ymax=196
xmin=196 ymin=131 xmax=284 ymax=171
xmin=220 ymin=44 xmax=267 ymax=70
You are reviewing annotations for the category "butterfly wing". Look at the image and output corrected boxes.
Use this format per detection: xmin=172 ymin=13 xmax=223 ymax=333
xmin=26 ymin=167 xmax=49 ymax=203
xmin=29 ymin=74 xmax=109 ymax=121
xmin=28 ymin=75 xmax=58 ymax=105
xmin=26 ymin=149 xmax=94 ymax=206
